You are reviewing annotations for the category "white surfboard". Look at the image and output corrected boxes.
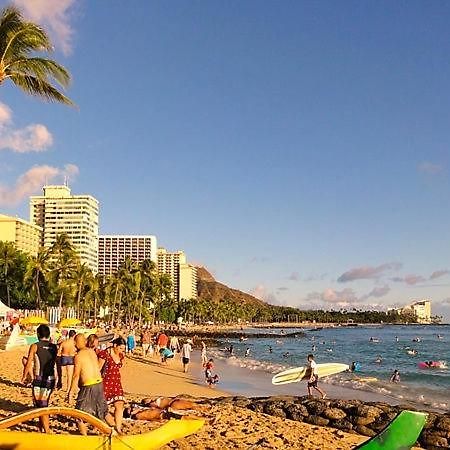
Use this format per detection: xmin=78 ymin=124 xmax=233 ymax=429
xmin=272 ymin=363 xmax=349 ymax=385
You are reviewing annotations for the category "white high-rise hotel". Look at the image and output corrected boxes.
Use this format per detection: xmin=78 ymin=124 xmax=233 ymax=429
xmin=157 ymin=248 xmax=197 ymax=300
xmin=98 ymin=235 xmax=157 ymax=275
xmin=30 ymin=185 xmax=99 ymax=273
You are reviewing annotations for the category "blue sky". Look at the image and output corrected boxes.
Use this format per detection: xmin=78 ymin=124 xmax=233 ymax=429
xmin=1 ymin=1 xmax=450 ymax=320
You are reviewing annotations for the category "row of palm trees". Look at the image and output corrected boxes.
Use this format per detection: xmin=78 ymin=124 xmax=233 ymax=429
xmin=0 ymin=235 xmax=175 ymax=327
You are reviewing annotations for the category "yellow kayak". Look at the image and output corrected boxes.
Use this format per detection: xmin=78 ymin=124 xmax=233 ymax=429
xmin=0 ymin=407 xmax=204 ymax=450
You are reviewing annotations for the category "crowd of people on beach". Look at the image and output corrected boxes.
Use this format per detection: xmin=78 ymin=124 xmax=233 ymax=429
xmin=20 ymin=324 xmax=218 ymax=434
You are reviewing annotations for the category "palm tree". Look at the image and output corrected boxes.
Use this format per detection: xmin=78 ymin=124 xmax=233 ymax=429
xmin=0 ymin=6 xmax=73 ymax=105
xmin=49 ymin=234 xmax=78 ymax=308
xmin=72 ymin=262 xmax=92 ymax=318
xmin=25 ymin=248 xmax=49 ymax=310
xmin=152 ymin=273 xmax=172 ymax=325
xmin=0 ymin=241 xmax=17 ymax=306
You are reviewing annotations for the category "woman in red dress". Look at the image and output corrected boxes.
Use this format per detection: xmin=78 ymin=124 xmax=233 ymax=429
xmin=98 ymin=337 xmax=126 ymax=433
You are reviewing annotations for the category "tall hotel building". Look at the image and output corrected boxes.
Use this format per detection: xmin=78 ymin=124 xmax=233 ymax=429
xmin=0 ymin=214 xmax=42 ymax=256
xmin=157 ymin=248 xmax=198 ymax=300
xmin=98 ymin=235 xmax=157 ymax=275
xmin=30 ymin=185 xmax=99 ymax=273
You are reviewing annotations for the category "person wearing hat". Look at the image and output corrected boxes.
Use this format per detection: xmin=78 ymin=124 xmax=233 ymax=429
xmin=181 ymin=339 xmax=193 ymax=373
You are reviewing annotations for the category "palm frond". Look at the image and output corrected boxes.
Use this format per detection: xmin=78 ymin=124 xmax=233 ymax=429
xmin=1 ymin=22 xmax=51 ymax=63
xmin=7 ymin=57 xmax=71 ymax=88
xmin=0 ymin=6 xmax=23 ymax=56
xmin=8 ymin=72 xmax=75 ymax=106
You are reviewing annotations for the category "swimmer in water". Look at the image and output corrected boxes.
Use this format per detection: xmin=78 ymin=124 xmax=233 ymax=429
xmin=395 ymin=336 xmax=399 ymax=342
xmin=268 ymin=346 xmax=273 ymax=354
xmin=375 ymin=355 xmax=382 ymax=364
xmin=311 ymin=345 xmax=316 ymax=352
xmin=245 ymin=347 xmax=250 ymax=357
xmin=282 ymin=352 xmax=290 ymax=358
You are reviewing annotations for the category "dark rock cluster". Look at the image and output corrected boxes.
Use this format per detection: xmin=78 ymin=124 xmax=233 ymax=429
xmin=209 ymin=395 xmax=450 ymax=449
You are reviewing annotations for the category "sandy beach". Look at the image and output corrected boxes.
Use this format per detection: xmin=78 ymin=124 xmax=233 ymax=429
xmin=0 ymin=346 xmax=373 ymax=449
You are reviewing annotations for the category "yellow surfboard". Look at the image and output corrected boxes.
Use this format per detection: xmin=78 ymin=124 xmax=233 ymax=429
xmin=272 ymin=363 xmax=349 ymax=385
xmin=0 ymin=407 xmax=204 ymax=450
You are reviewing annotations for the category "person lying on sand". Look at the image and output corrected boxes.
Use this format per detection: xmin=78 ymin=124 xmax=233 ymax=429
xmin=123 ymin=398 xmax=208 ymax=422
xmin=140 ymin=396 xmax=208 ymax=411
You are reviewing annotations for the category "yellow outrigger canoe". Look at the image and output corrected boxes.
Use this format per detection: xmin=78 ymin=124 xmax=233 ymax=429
xmin=0 ymin=406 xmax=204 ymax=450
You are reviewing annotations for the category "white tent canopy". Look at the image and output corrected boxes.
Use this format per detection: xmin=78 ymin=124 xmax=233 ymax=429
xmin=0 ymin=299 xmax=15 ymax=318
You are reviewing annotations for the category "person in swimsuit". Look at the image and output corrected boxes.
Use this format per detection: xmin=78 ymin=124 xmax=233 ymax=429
xmin=59 ymin=329 xmax=77 ymax=391
xmin=86 ymin=333 xmax=100 ymax=354
xmin=68 ymin=334 xmax=115 ymax=435
xmin=306 ymin=354 xmax=326 ymax=399
xmin=123 ymin=398 xmax=207 ymax=421
xmin=181 ymin=339 xmax=193 ymax=373
xmin=204 ymin=359 xmax=219 ymax=387
xmin=21 ymin=324 xmax=57 ymax=433
xmin=98 ymin=337 xmax=126 ymax=434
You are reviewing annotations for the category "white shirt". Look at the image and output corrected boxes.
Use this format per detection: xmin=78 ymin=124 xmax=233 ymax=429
xmin=308 ymin=360 xmax=318 ymax=375
xmin=181 ymin=343 xmax=192 ymax=359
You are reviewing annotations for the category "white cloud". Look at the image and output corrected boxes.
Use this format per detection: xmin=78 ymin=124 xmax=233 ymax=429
xmin=249 ymin=284 xmax=277 ymax=303
xmin=14 ymin=0 xmax=77 ymax=56
xmin=0 ymin=103 xmax=12 ymax=125
xmin=0 ymin=164 xmax=79 ymax=207
xmin=0 ymin=102 xmax=53 ymax=153
xmin=306 ymin=288 xmax=359 ymax=306
xmin=0 ymin=124 xmax=53 ymax=153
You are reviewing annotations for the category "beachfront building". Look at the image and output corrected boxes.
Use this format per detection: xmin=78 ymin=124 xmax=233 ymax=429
xmin=98 ymin=235 xmax=157 ymax=275
xmin=179 ymin=263 xmax=198 ymax=300
xmin=157 ymin=248 xmax=198 ymax=300
xmin=30 ymin=185 xmax=99 ymax=273
xmin=0 ymin=214 xmax=42 ymax=255
xmin=395 ymin=300 xmax=432 ymax=324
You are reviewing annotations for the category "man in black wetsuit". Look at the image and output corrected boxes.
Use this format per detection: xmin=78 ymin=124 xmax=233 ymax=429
xmin=21 ymin=324 xmax=57 ymax=433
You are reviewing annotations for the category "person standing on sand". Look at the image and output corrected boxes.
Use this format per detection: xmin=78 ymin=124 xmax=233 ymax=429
xmin=201 ymin=341 xmax=207 ymax=366
xmin=157 ymin=330 xmax=169 ymax=354
xmin=59 ymin=329 xmax=77 ymax=391
xmin=126 ymin=330 xmax=135 ymax=354
xmin=68 ymin=334 xmax=115 ymax=435
xmin=169 ymin=335 xmax=180 ymax=355
xmin=306 ymin=354 xmax=326 ymax=399
xmin=98 ymin=337 xmax=126 ymax=434
xmin=181 ymin=339 xmax=193 ymax=373
xmin=86 ymin=333 xmax=100 ymax=354
xmin=21 ymin=324 xmax=57 ymax=433
xmin=141 ymin=328 xmax=151 ymax=357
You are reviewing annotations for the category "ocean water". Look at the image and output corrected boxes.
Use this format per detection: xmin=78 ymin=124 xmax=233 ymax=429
xmin=208 ymin=324 xmax=450 ymax=412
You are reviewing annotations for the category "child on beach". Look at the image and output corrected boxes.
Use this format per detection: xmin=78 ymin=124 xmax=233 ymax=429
xmin=159 ymin=347 xmax=174 ymax=363
xmin=204 ymin=358 xmax=219 ymax=387
xmin=306 ymin=354 xmax=326 ymax=399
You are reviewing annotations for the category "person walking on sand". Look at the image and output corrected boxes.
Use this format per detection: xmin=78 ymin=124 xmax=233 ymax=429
xmin=68 ymin=334 xmax=115 ymax=435
xmin=98 ymin=337 xmax=126 ymax=434
xmin=306 ymin=354 xmax=326 ymax=399
xmin=201 ymin=341 xmax=207 ymax=366
xmin=59 ymin=329 xmax=77 ymax=391
xmin=126 ymin=330 xmax=135 ymax=354
xmin=21 ymin=324 xmax=57 ymax=433
xmin=181 ymin=339 xmax=193 ymax=373
xmin=141 ymin=328 xmax=151 ymax=357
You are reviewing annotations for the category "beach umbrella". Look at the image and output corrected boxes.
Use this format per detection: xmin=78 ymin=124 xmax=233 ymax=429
xmin=58 ymin=318 xmax=81 ymax=328
xmin=20 ymin=316 xmax=49 ymax=325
